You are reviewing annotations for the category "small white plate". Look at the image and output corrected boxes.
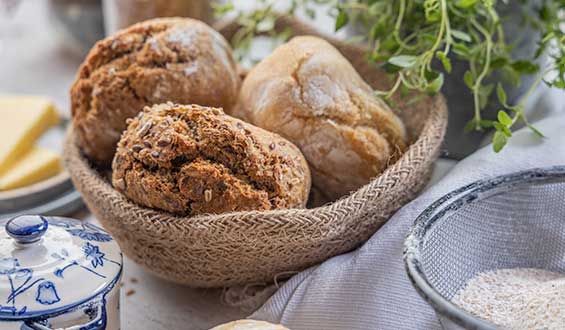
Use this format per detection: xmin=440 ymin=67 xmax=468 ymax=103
xmin=0 ymin=121 xmax=83 ymax=218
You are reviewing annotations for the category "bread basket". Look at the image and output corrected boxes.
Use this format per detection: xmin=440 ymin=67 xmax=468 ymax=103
xmin=63 ymin=16 xmax=448 ymax=287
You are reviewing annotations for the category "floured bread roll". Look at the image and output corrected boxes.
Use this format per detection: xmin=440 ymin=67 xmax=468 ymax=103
xmin=210 ymin=320 xmax=290 ymax=330
xmin=71 ymin=17 xmax=240 ymax=165
xmin=233 ymin=36 xmax=407 ymax=200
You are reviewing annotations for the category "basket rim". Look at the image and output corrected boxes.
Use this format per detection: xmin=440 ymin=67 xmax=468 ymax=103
xmin=64 ymin=93 xmax=446 ymax=226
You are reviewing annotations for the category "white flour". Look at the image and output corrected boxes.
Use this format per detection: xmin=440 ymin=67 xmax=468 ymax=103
xmin=147 ymin=36 xmax=160 ymax=52
xmin=183 ymin=62 xmax=199 ymax=76
xmin=453 ymin=268 xmax=565 ymax=329
xmin=166 ymin=26 xmax=199 ymax=48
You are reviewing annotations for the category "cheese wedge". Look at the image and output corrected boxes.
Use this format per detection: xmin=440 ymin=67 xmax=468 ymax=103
xmin=0 ymin=147 xmax=61 ymax=191
xmin=0 ymin=95 xmax=60 ymax=175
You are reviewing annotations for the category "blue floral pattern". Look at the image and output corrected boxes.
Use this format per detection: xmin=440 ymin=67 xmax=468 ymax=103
xmin=0 ymin=216 xmax=122 ymax=328
xmin=0 ymin=257 xmax=47 ymax=314
xmin=36 ymin=282 xmax=60 ymax=305
xmin=52 ymin=243 xmax=120 ymax=281
xmin=49 ymin=219 xmax=113 ymax=243
xmin=83 ymin=243 xmax=105 ymax=269
xmin=1 ymin=252 xmax=118 ymax=314
xmin=67 ymin=223 xmax=112 ymax=243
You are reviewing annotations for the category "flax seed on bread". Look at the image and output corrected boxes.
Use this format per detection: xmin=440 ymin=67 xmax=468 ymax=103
xmin=112 ymin=103 xmax=311 ymax=216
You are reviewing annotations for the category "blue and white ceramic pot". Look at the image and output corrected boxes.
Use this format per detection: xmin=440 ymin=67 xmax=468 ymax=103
xmin=0 ymin=215 xmax=122 ymax=330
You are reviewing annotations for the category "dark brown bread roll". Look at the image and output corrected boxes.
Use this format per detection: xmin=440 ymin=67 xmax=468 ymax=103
xmin=112 ymin=103 xmax=311 ymax=216
xmin=71 ymin=17 xmax=240 ymax=165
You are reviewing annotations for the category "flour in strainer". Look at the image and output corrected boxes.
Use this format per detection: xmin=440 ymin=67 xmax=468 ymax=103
xmin=453 ymin=268 xmax=565 ymax=329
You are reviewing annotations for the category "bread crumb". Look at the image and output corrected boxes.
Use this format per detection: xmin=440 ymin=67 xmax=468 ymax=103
xmin=204 ymin=189 xmax=212 ymax=202
xmin=126 ymin=289 xmax=136 ymax=297
xmin=115 ymin=178 xmax=126 ymax=191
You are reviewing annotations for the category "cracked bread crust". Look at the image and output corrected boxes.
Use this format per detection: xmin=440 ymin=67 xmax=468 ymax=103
xmin=71 ymin=17 xmax=240 ymax=166
xmin=233 ymin=36 xmax=408 ymax=201
xmin=112 ymin=103 xmax=311 ymax=216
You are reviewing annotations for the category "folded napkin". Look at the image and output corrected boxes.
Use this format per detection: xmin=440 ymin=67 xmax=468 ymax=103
xmin=250 ymin=88 xmax=565 ymax=330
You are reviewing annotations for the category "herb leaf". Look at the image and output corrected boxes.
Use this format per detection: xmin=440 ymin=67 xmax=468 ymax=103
xmin=497 ymin=110 xmax=512 ymax=126
xmin=493 ymin=131 xmax=508 ymax=153
xmin=388 ymin=55 xmax=418 ymax=68
xmin=496 ymin=84 xmax=507 ymax=106
xmin=335 ymin=9 xmax=349 ymax=31
xmin=451 ymin=30 xmax=472 ymax=42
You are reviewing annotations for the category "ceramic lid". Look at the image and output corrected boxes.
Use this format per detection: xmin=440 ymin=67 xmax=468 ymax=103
xmin=0 ymin=215 xmax=122 ymax=320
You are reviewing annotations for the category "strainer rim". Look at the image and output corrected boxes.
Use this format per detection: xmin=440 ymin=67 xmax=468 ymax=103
xmin=403 ymin=166 xmax=565 ymax=329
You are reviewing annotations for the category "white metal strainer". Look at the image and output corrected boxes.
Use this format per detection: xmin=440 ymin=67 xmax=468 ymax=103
xmin=404 ymin=166 xmax=565 ymax=329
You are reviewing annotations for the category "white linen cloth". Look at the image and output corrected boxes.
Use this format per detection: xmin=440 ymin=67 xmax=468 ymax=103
xmin=251 ymin=88 xmax=565 ymax=330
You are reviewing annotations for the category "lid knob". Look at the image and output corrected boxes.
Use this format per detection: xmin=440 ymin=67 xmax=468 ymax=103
xmin=6 ymin=215 xmax=49 ymax=245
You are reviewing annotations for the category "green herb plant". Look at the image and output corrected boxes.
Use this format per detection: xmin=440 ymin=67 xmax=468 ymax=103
xmin=215 ymin=0 xmax=565 ymax=152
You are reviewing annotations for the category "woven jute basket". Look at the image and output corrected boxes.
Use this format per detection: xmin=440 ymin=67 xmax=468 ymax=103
xmin=63 ymin=16 xmax=448 ymax=287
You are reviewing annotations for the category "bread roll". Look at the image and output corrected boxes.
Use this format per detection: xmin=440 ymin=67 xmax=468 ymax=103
xmin=210 ymin=320 xmax=289 ymax=330
xmin=112 ymin=103 xmax=311 ymax=216
xmin=233 ymin=36 xmax=407 ymax=200
xmin=71 ymin=18 xmax=240 ymax=165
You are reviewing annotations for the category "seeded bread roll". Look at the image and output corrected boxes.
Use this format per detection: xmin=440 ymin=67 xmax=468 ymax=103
xmin=112 ymin=103 xmax=311 ymax=216
xmin=233 ymin=36 xmax=407 ymax=200
xmin=71 ymin=17 xmax=240 ymax=166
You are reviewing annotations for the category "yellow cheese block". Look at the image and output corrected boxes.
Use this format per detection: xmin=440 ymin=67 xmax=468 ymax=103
xmin=0 ymin=95 xmax=60 ymax=175
xmin=0 ymin=147 xmax=62 ymax=191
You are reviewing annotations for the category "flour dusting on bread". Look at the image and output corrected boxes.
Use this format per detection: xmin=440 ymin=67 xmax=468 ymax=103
xmin=70 ymin=18 xmax=241 ymax=165
xmin=234 ymin=36 xmax=407 ymax=200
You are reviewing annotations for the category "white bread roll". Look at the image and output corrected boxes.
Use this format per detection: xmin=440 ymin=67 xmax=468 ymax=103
xmin=210 ymin=320 xmax=290 ymax=330
xmin=234 ymin=36 xmax=407 ymax=200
